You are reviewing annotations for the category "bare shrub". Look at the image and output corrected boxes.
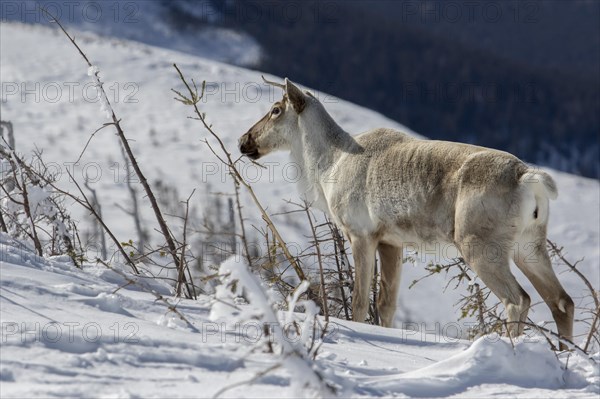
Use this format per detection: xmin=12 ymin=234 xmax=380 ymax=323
xmin=0 ymin=143 xmax=82 ymax=266
xmin=411 ymin=241 xmax=599 ymax=354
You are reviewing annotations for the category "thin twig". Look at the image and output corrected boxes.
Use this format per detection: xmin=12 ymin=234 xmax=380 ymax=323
xmin=75 ymin=122 xmax=114 ymax=163
xmin=212 ymin=363 xmax=282 ymax=399
xmin=305 ymin=205 xmax=329 ymax=322
xmin=547 ymin=239 xmax=599 ymax=353
xmin=96 ymin=259 xmax=198 ymax=332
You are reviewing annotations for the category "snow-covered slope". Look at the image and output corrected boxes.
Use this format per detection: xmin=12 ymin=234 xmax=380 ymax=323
xmin=0 ymin=0 xmax=261 ymax=67
xmin=1 ymin=21 xmax=599 ymax=397
xmin=1 ymin=233 xmax=598 ymax=397
xmin=2 ymin=21 xmax=598 ymax=335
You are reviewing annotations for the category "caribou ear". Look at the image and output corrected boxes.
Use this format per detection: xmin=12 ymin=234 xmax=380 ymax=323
xmin=285 ymin=78 xmax=306 ymax=114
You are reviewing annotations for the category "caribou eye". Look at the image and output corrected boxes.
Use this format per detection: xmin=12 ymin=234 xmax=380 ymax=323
xmin=271 ymin=107 xmax=281 ymax=117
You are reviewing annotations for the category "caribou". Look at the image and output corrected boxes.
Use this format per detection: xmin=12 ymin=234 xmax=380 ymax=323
xmin=239 ymin=77 xmax=574 ymax=348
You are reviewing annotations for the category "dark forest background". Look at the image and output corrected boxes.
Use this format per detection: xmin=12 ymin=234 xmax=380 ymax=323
xmin=166 ymin=0 xmax=599 ymax=178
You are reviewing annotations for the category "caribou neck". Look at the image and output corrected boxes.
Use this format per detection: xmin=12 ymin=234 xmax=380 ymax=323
xmin=289 ymin=105 xmax=358 ymax=209
xmin=295 ymin=107 xmax=356 ymax=175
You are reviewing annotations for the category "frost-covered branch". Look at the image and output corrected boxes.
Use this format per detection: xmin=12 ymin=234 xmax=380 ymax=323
xmin=0 ymin=144 xmax=81 ymax=266
xmin=211 ymin=257 xmax=334 ymax=397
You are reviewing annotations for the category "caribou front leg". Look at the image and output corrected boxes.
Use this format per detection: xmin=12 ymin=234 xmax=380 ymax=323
xmin=377 ymin=243 xmax=402 ymax=327
xmin=350 ymin=235 xmax=377 ymax=323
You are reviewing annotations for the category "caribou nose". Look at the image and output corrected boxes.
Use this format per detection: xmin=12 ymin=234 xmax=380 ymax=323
xmin=239 ymin=133 xmax=251 ymax=153
xmin=238 ymin=132 xmax=260 ymax=159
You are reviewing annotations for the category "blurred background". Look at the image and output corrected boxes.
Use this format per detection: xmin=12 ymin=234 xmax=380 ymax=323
xmin=4 ymin=0 xmax=599 ymax=177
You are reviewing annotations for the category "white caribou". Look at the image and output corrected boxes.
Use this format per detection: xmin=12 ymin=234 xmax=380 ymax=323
xmin=239 ymin=77 xmax=574 ymax=348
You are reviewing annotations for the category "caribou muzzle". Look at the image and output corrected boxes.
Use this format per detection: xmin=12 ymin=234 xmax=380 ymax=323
xmin=238 ymin=132 xmax=261 ymax=160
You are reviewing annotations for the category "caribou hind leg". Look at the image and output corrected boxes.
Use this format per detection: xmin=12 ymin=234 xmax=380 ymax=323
xmin=513 ymin=233 xmax=574 ymax=350
xmin=457 ymin=235 xmax=531 ymax=338
xmin=454 ymin=186 xmax=532 ymax=338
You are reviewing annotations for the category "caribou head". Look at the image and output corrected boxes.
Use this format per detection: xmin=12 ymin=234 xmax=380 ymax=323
xmin=239 ymin=76 xmax=308 ymax=160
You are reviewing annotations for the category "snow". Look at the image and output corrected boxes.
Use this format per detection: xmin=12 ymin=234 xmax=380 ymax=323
xmin=1 ymin=233 xmax=598 ymax=397
xmin=1 ymin=1 xmax=262 ymax=67
xmin=1 ymin=20 xmax=599 ymax=397
xmin=367 ymin=337 xmax=594 ymax=397
xmin=86 ymin=64 xmax=112 ymax=119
